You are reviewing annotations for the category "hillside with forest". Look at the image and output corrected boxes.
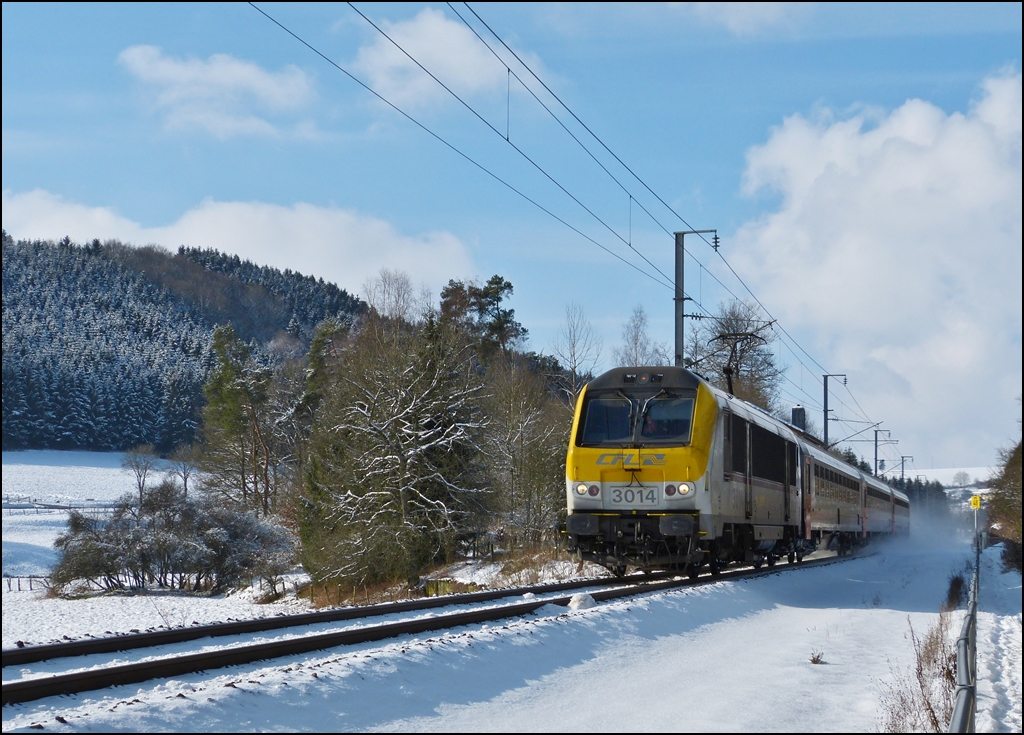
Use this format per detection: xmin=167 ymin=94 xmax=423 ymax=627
xmin=1 ymin=231 xmax=363 ymax=451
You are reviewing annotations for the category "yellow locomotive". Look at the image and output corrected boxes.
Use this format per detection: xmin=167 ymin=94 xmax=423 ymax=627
xmin=564 ymin=366 xmax=909 ymax=575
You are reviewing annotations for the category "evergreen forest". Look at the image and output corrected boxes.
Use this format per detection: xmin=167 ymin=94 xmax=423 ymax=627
xmin=1 ymin=231 xmax=362 ymax=451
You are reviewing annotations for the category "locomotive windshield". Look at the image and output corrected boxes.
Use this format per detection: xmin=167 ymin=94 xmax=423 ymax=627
xmin=578 ymin=390 xmax=695 ymax=447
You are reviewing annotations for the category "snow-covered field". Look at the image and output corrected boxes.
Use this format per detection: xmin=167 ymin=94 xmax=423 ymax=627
xmin=2 ymin=451 xmax=1020 ymax=732
xmin=2 ymin=451 xmax=161 ymax=578
xmin=2 ymin=450 xmax=146 ymax=505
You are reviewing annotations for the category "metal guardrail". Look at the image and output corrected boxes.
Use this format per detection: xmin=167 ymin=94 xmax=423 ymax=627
xmin=948 ymin=541 xmax=980 ymax=733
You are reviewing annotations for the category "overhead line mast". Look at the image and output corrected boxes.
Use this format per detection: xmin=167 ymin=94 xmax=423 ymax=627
xmin=674 ymin=230 xmax=717 ymax=367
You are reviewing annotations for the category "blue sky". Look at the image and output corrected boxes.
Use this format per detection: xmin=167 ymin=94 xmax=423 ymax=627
xmin=3 ymin=2 xmax=1021 ymax=469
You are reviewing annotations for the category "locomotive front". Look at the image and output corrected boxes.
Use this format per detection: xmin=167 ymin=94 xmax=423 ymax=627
xmin=565 ymin=366 xmax=718 ymax=574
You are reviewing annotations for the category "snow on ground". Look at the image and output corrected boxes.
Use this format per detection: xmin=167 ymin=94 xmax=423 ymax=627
xmin=975 ymin=547 xmax=1023 ymax=733
xmin=2 ymin=531 xmax=1019 ymax=732
xmin=3 ymin=451 xmax=1019 ymax=732
xmin=440 ymin=558 xmax=610 ymax=589
xmin=1 ymin=512 xmax=67 ymax=578
xmin=1 ymin=576 xmax=314 ymax=650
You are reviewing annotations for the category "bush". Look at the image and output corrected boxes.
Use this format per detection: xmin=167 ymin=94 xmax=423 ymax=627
xmin=877 ymin=616 xmax=956 ymax=732
xmin=1000 ymin=539 xmax=1022 ymax=574
xmin=51 ymin=480 xmax=295 ymax=594
xmin=878 ymin=564 xmax=962 ymax=732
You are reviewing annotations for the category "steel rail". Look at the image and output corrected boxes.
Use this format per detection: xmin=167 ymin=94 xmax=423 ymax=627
xmin=2 ymin=573 xmax=671 ymax=668
xmin=1 ymin=554 xmax=849 ymax=706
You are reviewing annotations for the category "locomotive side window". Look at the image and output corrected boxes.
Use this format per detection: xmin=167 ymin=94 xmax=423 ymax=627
xmin=731 ymin=416 xmax=748 ymax=474
xmin=724 ymin=411 xmax=733 ymax=473
xmin=788 ymin=442 xmax=798 ymax=486
xmin=580 ymin=396 xmax=634 ymax=445
xmin=751 ymin=423 xmax=786 ymax=483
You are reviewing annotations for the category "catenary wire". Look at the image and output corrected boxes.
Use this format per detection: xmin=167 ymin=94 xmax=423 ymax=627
xmin=463 ymin=2 xmax=882 ymax=434
xmin=444 ymin=1 xmax=679 ymax=286
xmin=346 ymin=1 xmax=672 ymax=283
xmin=248 ymin=3 xmax=673 ymax=291
xmin=346 ymin=4 xmax=746 ymax=330
xmin=260 ymin=2 xmax=890 ymax=456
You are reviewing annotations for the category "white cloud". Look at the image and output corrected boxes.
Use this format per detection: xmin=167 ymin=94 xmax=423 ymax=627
xmin=1 ymin=190 xmax=475 ymax=299
xmin=118 ymin=45 xmax=314 ymax=138
xmin=686 ymin=3 xmax=807 ymax=36
xmin=732 ymin=71 xmax=1022 ymax=465
xmin=352 ymin=8 xmax=525 ymax=108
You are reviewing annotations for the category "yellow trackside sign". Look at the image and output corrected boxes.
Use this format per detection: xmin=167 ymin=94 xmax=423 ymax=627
xmin=970 ymin=495 xmax=981 ymax=510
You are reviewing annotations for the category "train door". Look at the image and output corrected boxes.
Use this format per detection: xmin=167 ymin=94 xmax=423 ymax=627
xmin=803 ymin=456 xmax=813 ymax=539
xmin=861 ymin=482 xmax=867 ymax=539
xmin=726 ymin=411 xmax=751 ymax=521
xmin=744 ymin=420 xmax=753 ymax=519
xmin=783 ymin=443 xmax=791 ymax=523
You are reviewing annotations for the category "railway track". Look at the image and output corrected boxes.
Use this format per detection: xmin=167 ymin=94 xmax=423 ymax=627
xmin=2 ymin=552 xmax=850 ymax=706
xmin=3 ymin=571 xmax=669 ymax=668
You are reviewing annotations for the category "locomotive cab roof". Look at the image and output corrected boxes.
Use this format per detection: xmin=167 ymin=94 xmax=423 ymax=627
xmin=585 ymin=366 xmax=702 ymax=392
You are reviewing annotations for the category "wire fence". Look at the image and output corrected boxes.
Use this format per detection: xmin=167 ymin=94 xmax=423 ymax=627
xmin=3 ymin=576 xmax=50 ymax=593
xmin=947 ymin=537 xmax=981 ymax=733
xmin=2 ymin=493 xmax=118 ymax=514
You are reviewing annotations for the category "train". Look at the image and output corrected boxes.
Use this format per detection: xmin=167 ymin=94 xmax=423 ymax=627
xmin=564 ymin=366 xmax=910 ymax=576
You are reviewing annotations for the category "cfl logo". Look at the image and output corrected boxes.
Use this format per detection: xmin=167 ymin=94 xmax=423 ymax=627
xmin=596 ymin=453 xmax=667 ymax=466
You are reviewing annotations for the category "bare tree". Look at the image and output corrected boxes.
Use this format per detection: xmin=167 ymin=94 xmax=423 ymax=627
xmin=362 ymin=268 xmax=420 ymax=324
xmin=549 ymin=302 xmax=602 ymax=405
xmin=686 ymin=299 xmax=785 ymax=411
xmin=613 ymin=304 xmax=669 ymax=367
xmin=122 ymin=444 xmax=158 ymax=508
xmin=484 ymin=358 xmax=568 ymax=546
xmin=169 ymin=443 xmax=201 ymax=498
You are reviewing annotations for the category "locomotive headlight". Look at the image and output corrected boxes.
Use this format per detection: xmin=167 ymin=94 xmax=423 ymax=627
xmin=678 ymin=482 xmax=693 ymax=496
xmin=575 ymin=483 xmax=589 ymax=496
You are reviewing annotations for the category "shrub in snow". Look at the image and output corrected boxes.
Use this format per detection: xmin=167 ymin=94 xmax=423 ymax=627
xmin=51 ymin=479 xmax=296 ymax=594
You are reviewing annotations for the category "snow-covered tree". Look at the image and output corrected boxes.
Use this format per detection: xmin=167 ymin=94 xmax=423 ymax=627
xmin=300 ymin=299 xmax=487 ymax=586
